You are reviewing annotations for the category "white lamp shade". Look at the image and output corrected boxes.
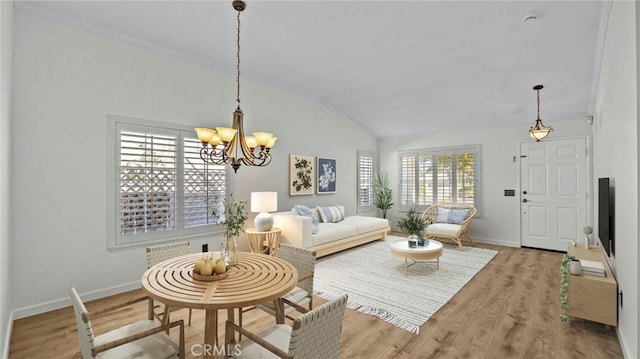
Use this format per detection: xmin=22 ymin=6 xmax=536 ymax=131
xmin=251 ymin=192 xmax=278 ymax=231
xmin=251 ymin=192 xmax=278 ymax=213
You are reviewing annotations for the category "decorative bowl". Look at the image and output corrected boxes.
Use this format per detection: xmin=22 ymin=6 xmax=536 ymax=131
xmin=192 ymin=270 xmax=229 ymax=282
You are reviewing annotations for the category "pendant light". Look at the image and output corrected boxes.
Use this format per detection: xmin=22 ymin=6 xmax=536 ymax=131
xmin=195 ymin=0 xmax=276 ymax=173
xmin=528 ymin=84 xmax=552 ymax=142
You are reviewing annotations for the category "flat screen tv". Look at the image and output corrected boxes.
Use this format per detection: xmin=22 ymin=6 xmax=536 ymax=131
xmin=598 ymin=177 xmax=614 ymax=256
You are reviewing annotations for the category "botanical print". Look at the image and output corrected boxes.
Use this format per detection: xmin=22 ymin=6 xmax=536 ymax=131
xmin=290 ymin=154 xmax=314 ymax=195
xmin=317 ymin=157 xmax=336 ymax=194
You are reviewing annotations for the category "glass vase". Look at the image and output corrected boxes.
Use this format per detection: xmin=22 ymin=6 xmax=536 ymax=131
xmin=221 ymin=236 xmax=239 ymax=266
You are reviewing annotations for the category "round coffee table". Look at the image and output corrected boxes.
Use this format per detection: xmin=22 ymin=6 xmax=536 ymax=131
xmin=390 ymin=239 xmax=443 ymax=274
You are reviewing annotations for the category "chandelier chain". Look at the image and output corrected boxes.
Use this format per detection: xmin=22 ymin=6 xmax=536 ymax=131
xmin=236 ymin=10 xmax=241 ymax=107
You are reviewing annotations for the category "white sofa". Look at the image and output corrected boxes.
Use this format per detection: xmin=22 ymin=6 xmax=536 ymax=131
xmin=272 ymin=206 xmax=389 ymax=257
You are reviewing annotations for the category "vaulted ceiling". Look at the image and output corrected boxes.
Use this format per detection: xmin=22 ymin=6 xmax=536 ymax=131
xmin=16 ymin=1 xmax=609 ymax=139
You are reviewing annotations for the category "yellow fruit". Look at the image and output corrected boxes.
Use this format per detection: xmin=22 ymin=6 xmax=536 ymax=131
xmin=194 ymin=259 xmax=206 ymax=274
xmin=200 ymin=262 xmax=213 ymax=276
xmin=214 ymin=259 xmax=226 ymax=274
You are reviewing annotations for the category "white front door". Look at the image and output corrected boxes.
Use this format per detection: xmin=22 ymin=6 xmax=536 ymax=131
xmin=520 ymin=138 xmax=587 ymax=251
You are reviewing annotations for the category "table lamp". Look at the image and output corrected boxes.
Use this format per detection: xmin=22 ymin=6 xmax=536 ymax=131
xmin=251 ymin=192 xmax=278 ymax=231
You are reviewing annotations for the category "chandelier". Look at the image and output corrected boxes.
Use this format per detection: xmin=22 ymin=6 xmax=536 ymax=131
xmin=195 ymin=0 xmax=276 ymax=173
xmin=528 ymin=84 xmax=552 ymax=142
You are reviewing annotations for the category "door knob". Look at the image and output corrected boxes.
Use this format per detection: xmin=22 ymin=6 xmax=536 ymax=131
xmin=523 ymin=191 xmax=528 ymax=195
xmin=522 ymin=199 xmax=528 ymax=203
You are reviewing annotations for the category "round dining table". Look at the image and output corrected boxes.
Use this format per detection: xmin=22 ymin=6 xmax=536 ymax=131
xmin=141 ymin=251 xmax=298 ymax=358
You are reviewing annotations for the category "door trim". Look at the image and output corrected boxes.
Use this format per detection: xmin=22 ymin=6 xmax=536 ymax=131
xmin=518 ymin=135 xmax=593 ymax=249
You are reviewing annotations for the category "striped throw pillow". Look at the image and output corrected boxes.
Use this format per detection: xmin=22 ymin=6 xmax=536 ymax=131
xmin=317 ymin=206 xmax=344 ymax=223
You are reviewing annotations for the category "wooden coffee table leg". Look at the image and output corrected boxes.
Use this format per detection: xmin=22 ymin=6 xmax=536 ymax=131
xmin=404 ymin=258 xmax=408 ymax=275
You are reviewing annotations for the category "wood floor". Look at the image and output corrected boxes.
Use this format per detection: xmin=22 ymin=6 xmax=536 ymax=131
xmin=9 ymin=241 xmax=623 ymax=358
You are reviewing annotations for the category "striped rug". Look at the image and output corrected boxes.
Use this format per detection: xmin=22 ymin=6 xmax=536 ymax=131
xmin=314 ymin=236 xmax=498 ymax=333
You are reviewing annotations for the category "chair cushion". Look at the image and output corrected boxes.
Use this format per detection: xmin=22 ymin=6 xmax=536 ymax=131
xmin=426 ymin=223 xmax=461 ymax=237
xmin=256 ymin=286 xmax=310 ymax=316
xmin=94 ymin=320 xmax=179 ymax=359
xmin=234 ymin=324 xmax=291 ymax=358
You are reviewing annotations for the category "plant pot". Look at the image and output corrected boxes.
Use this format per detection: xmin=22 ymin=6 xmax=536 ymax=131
xmin=569 ymin=259 xmax=582 ymax=275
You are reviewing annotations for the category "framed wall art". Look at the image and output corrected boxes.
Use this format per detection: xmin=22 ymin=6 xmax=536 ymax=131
xmin=317 ymin=157 xmax=336 ymax=194
xmin=289 ymin=154 xmax=315 ymax=196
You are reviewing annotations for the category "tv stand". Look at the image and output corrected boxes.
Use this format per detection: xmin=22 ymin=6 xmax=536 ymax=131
xmin=566 ymin=244 xmax=617 ymax=326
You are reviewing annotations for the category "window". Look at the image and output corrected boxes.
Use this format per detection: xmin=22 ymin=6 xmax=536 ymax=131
xmin=399 ymin=145 xmax=478 ymax=209
xmin=108 ymin=115 xmax=227 ymax=250
xmin=357 ymin=150 xmax=375 ymax=212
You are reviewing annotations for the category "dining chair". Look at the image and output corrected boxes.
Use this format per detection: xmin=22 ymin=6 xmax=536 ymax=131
xmin=69 ymin=287 xmax=185 ymax=359
xmin=146 ymin=241 xmax=192 ymax=325
xmin=225 ymin=293 xmax=348 ymax=358
xmin=240 ymin=244 xmax=316 ymax=329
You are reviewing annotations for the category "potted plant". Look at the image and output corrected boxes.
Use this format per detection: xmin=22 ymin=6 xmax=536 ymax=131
xmin=560 ymin=253 xmax=575 ymax=322
xmin=211 ymin=194 xmax=248 ymax=266
xmin=373 ymin=172 xmax=394 ymax=219
xmin=397 ymin=207 xmax=428 ymax=245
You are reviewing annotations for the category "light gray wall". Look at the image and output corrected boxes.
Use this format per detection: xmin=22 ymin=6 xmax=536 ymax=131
xmin=593 ymin=1 xmax=638 ymax=357
xmin=378 ymin=118 xmax=593 ymax=248
xmin=0 ymin=1 xmax=14 ymax=357
xmin=9 ymin=10 xmax=376 ymax=319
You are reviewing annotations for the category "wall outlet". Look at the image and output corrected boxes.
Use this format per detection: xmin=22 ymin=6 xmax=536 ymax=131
xmin=619 ymin=290 xmax=623 ymax=308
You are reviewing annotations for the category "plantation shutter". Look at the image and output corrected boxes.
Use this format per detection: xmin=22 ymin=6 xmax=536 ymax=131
xmin=358 ymin=152 xmax=374 ymax=207
xmin=400 ymin=155 xmax=416 ymax=206
xmin=399 ymin=146 xmax=478 ymax=209
xmin=456 ymin=151 xmax=475 ymax=205
xmin=418 ymin=155 xmax=434 ymax=206
xmin=183 ymin=137 xmax=226 ymax=227
xmin=119 ymin=130 xmax=177 ymax=235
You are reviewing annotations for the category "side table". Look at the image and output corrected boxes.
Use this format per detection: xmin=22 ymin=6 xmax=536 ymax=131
xmin=246 ymin=227 xmax=282 ymax=256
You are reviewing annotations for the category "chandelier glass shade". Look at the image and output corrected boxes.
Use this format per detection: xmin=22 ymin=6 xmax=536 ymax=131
xmin=528 ymin=84 xmax=552 ymax=142
xmin=195 ymin=0 xmax=276 ymax=173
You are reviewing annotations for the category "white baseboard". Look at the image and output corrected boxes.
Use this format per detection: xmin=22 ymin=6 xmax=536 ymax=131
xmin=11 ymin=281 xmax=141 ymax=320
xmin=2 ymin=310 xmax=13 ymax=359
xmin=472 ymin=236 xmax=520 ymax=248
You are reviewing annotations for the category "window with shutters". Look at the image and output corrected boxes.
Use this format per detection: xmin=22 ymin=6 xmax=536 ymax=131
xmin=108 ymin=116 xmax=227 ymax=250
xmin=357 ymin=150 xmax=375 ymax=212
xmin=399 ymin=145 xmax=478 ymax=210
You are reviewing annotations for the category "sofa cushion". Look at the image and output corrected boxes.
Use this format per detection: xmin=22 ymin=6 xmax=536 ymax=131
xmin=312 ymin=223 xmax=357 ymax=246
xmin=293 ymin=205 xmax=319 ymax=234
xmin=340 ymin=216 xmax=389 ymax=234
xmin=317 ymin=206 xmax=344 ymax=223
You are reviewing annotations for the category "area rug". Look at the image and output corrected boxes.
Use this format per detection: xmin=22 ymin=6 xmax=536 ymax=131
xmin=313 ymin=236 xmax=498 ymax=334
